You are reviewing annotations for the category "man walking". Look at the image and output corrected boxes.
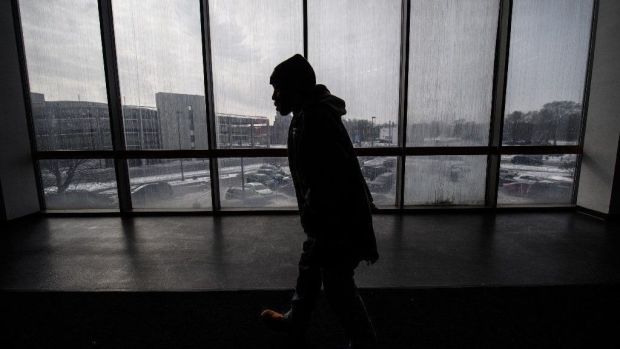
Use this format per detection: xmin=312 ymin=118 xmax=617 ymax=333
xmin=261 ymin=54 xmax=379 ymax=349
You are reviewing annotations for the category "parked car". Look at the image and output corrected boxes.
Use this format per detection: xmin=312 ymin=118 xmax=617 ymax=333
xmin=225 ymin=182 xmax=273 ymax=200
xmin=361 ymin=164 xmax=390 ymax=181
xmin=46 ymin=190 xmax=116 ymax=209
xmin=367 ymin=172 xmax=394 ymax=193
xmin=499 ymin=169 xmax=517 ymax=185
xmin=131 ymin=182 xmax=173 ymax=203
xmin=511 ymin=155 xmax=543 ymax=166
xmin=246 ymin=172 xmax=279 ymax=189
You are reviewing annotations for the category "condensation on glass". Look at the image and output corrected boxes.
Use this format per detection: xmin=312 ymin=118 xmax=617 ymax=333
xmin=503 ymin=0 xmax=593 ymax=146
xmin=407 ymin=0 xmax=499 ymax=146
xmin=209 ymin=0 xmax=303 ymax=149
xmin=498 ymin=154 xmax=576 ymax=205
xmin=358 ymin=156 xmax=398 ymax=207
xmin=128 ymin=159 xmax=211 ymax=209
xmin=404 ymin=156 xmax=487 ymax=205
xmin=308 ymin=0 xmax=401 ymax=148
xmin=19 ymin=0 xmax=112 ymax=151
xmin=112 ymin=0 xmax=208 ymax=150
xmin=39 ymin=159 xmax=118 ymax=210
xmin=218 ymin=158 xmax=296 ymax=208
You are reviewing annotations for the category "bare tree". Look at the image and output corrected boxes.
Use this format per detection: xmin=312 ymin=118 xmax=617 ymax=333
xmin=40 ymin=159 xmax=88 ymax=194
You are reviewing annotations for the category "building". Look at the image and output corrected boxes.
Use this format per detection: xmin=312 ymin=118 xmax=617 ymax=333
xmin=31 ymin=92 xmax=160 ymax=151
xmin=217 ymin=113 xmax=270 ymax=148
xmin=155 ymin=92 xmax=208 ymax=150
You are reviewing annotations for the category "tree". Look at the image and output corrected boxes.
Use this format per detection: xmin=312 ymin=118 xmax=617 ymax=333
xmin=40 ymin=159 xmax=88 ymax=194
xmin=505 ymin=101 xmax=582 ymax=145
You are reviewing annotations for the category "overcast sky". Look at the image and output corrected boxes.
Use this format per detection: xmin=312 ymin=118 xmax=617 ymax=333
xmin=20 ymin=0 xmax=593 ymax=125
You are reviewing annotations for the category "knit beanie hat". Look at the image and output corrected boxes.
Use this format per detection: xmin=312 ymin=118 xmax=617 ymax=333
xmin=270 ymin=54 xmax=316 ymax=93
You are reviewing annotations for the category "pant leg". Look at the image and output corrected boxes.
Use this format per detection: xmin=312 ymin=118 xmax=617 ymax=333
xmin=322 ymin=264 xmax=377 ymax=349
xmin=288 ymin=237 xmax=323 ymax=336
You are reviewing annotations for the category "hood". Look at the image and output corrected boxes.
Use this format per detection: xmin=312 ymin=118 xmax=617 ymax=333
xmin=305 ymin=84 xmax=347 ymax=118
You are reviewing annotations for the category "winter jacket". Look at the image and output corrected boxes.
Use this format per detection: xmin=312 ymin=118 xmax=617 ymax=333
xmin=287 ymin=84 xmax=379 ymax=265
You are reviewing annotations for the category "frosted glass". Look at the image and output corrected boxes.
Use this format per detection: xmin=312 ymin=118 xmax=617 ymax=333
xmin=209 ymin=0 xmax=303 ymax=148
xmin=498 ymin=154 xmax=576 ymax=205
xmin=404 ymin=156 xmax=487 ymax=205
xmin=19 ymin=0 xmax=112 ymax=151
xmin=40 ymin=159 xmax=118 ymax=210
xmin=309 ymin=0 xmax=401 ymax=148
xmin=407 ymin=0 xmax=498 ymax=146
xmin=128 ymin=159 xmax=211 ymax=209
xmin=503 ymin=0 xmax=593 ymax=146
xmin=218 ymin=158 xmax=296 ymax=208
xmin=112 ymin=0 xmax=208 ymax=150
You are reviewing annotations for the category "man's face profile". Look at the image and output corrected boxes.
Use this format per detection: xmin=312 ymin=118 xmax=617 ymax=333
xmin=271 ymin=85 xmax=295 ymax=115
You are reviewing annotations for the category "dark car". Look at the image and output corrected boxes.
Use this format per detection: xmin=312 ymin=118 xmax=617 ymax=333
xmin=511 ymin=155 xmax=543 ymax=166
xmin=499 ymin=168 xmax=517 ymax=186
xmin=46 ymin=190 xmax=116 ymax=209
xmin=361 ymin=164 xmax=389 ymax=181
xmin=245 ymin=173 xmax=276 ymax=188
xmin=367 ymin=172 xmax=394 ymax=193
xmin=131 ymin=182 xmax=174 ymax=204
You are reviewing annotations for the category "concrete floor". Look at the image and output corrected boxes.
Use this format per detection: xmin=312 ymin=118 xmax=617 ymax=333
xmin=1 ymin=212 xmax=619 ymax=291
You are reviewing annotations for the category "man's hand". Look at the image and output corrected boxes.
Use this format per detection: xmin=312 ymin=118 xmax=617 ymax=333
xmin=369 ymin=201 xmax=379 ymax=213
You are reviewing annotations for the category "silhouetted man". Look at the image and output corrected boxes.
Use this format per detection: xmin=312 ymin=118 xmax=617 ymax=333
xmin=261 ymin=54 xmax=379 ymax=349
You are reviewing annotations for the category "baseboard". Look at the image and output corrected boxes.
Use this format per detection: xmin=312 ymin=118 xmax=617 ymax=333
xmin=576 ymin=205 xmax=609 ymax=220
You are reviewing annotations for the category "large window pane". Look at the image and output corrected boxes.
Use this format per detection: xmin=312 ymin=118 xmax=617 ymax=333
xmin=40 ymin=159 xmax=118 ymax=210
xmin=405 ymin=156 xmax=487 ymax=205
xmin=128 ymin=159 xmax=211 ymax=209
xmin=407 ymin=0 xmax=498 ymax=146
xmin=498 ymin=154 xmax=576 ymax=205
xmin=112 ymin=0 xmax=208 ymax=150
xmin=359 ymin=156 xmax=398 ymax=207
xmin=209 ymin=0 xmax=303 ymax=149
xmin=503 ymin=0 xmax=593 ymax=146
xmin=219 ymin=158 xmax=296 ymax=208
xmin=19 ymin=0 xmax=112 ymax=151
xmin=309 ymin=0 xmax=401 ymax=148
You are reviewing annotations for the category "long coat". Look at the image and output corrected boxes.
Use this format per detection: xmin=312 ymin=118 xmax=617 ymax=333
xmin=287 ymin=84 xmax=379 ymax=265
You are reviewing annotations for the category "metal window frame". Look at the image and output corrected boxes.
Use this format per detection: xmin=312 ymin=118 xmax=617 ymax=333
xmin=11 ymin=0 xmax=599 ymax=215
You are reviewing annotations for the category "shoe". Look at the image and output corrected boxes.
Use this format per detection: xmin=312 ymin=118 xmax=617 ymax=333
xmin=260 ymin=309 xmax=292 ymax=333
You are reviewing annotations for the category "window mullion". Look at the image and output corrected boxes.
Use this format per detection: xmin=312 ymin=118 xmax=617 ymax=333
xmin=396 ymin=0 xmax=411 ymax=210
xmin=486 ymin=0 xmax=512 ymax=208
xmin=98 ymin=0 xmax=132 ymax=213
xmin=571 ymin=0 xmax=600 ymax=205
xmin=201 ymin=0 xmax=221 ymax=212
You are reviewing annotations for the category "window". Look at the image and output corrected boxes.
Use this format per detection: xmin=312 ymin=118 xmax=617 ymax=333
xmin=20 ymin=0 xmax=112 ymax=151
xmin=209 ymin=0 xmax=303 ymax=149
xmin=129 ymin=159 xmax=211 ymax=209
xmin=359 ymin=157 xmax=398 ymax=207
xmin=503 ymin=0 xmax=593 ymax=146
xmin=498 ymin=154 xmax=576 ymax=205
xmin=218 ymin=158 xmax=296 ymax=208
xmin=404 ymin=156 xmax=487 ymax=205
xmin=309 ymin=0 xmax=401 ymax=148
xmin=40 ymin=159 xmax=118 ymax=210
xmin=112 ymin=0 xmax=209 ymax=150
xmin=407 ymin=0 xmax=499 ymax=146
xmin=15 ymin=0 xmax=596 ymax=212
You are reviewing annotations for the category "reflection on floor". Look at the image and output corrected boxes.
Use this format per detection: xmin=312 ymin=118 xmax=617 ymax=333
xmin=1 ymin=212 xmax=619 ymax=348
xmin=1 ymin=212 xmax=619 ymax=290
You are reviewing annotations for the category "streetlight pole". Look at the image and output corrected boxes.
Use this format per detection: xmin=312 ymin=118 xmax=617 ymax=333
xmin=176 ymin=111 xmax=185 ymax=181
xmin=371 ymin=116 xmax=376 ymax=147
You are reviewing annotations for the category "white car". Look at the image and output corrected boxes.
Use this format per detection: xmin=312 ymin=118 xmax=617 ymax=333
xmin=244 ymin=182 xmax=273 ymax=195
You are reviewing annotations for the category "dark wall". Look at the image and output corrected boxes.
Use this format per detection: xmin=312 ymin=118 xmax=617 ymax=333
xmin=0 ymin=1 xmax=40 ymax=221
